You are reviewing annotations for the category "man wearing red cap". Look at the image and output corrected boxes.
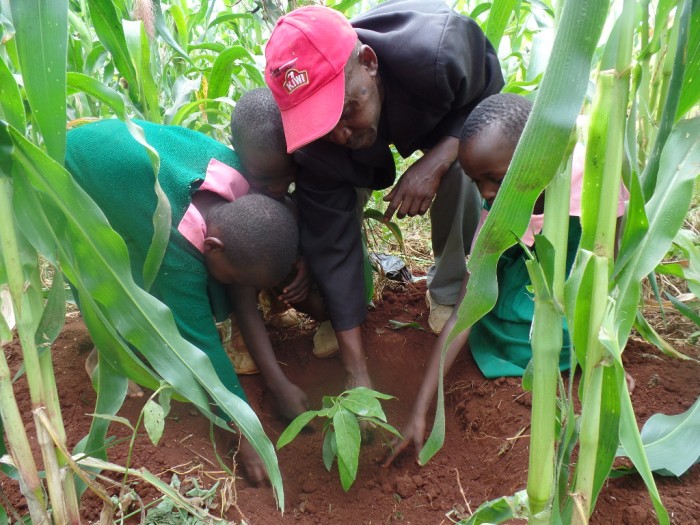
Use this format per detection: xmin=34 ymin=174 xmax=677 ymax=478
xmin=264 ymin=0 xmax=503 ymax=391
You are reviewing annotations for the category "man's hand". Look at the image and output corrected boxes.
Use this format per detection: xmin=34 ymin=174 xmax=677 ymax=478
xmin=272 ymin=380 xmax=310 ymax=421
xmin=237 ymin=435 xmax=269 ymax=486
xmin=383 ymin=136 xmax=459 ymax=221
xmin=381 ymin=411 xmax=427 ymax=468
xmin=279 ymin=258 xmax=311 ymax=305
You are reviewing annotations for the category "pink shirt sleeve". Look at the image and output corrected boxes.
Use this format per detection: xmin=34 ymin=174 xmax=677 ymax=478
xmin=178 ymin=158 xmax=250 ymax=253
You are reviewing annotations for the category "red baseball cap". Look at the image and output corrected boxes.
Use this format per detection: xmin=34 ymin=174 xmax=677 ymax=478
xmin=264 ymin=6 xmax=357 ymax=153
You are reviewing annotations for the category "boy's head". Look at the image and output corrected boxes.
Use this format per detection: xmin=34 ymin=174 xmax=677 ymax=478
xmin=458 ymin=93 xmax=532 ymax=207
xmin=203 ymin=194 xmax=298 ymax=290
xmin=230 ymin=88 xmax=297 ymax=199
xmin=264 ymin=6 xmax=382 ymax=152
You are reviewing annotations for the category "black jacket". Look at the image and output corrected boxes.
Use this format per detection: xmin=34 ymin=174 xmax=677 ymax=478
xmin=295 ymin=0 xmax=504 ymax=331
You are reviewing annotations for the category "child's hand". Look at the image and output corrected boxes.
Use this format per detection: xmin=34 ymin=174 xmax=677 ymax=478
xmin=381 ymin=412 xmax=427 ymax=468
xmin=279 ymin=258 xmax=311 ymax=305
xmin=237 ymin=435 xmax=269 ymax=486
xmin=272 ymin=380 xmax=310 ymax=421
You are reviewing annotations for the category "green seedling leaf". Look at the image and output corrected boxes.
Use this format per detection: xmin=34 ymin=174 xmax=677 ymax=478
xmin=277 ymin=411 xmax=318 ymax=449
xmin=388 ymin=320 xmax=428 ymax=331
xmin=341 ymin=392 xmax=385 ymax=421
xmin=349 ymin=387 xmax=395 ymax=401
xmin=366 ymin=419 xmax=402 ymax=440
xmin=665 ymin=291 xmax=700 ymax=328
xmin=618 ymin=395 xmax=700 ymax=477
xmin=322 ymin=429 xmax=336 ymax=472
xmin=337 ymin=452 xmax=354 ymax=493
xmin=143 ymin=399 xmax=165 ymax=446
xmin=333 ymin=407 xmax=361 ymax=490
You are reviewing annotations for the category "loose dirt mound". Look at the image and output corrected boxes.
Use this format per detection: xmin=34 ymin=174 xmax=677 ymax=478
xmin=3 ymin=281 xmax=699 ymax=524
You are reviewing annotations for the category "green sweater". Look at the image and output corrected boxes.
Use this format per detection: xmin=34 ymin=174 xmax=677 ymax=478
xmin=66 ymin=119 xmax=248 ymax=402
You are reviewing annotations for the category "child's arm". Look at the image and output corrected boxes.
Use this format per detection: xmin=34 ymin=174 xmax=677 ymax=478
xmin=383 ymin=273 xmax=471 ymax=467
xmin=228 ymin=283 xmax=310 ymax=420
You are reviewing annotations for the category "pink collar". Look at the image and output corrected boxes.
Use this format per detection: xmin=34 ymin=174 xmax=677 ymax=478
xmin=178 ymin=158 xmax=250 ymax=252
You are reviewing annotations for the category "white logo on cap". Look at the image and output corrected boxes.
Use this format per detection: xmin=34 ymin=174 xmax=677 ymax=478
xmin=283 ymin=68 xmax=309 ymax=94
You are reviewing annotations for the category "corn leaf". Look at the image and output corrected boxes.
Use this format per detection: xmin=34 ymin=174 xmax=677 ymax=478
xmin=485 ymin=0 xmax=519 ymax=52
xmin=86 ymin=0 xmax=140 ymax=105
xmin=10 ymin=0 xmax=67 ymax=162
xmin=675 ymin=0 xmax=700 ymax=119
xmin=207 ymin=46 xmax=255 ymax=99
xmin=620 ymin=395 xmax=700 ymax=477
xmin=0 ymin=56 xmax=25 ymax=134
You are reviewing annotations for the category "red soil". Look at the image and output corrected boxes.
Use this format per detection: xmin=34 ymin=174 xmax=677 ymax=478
xmin=3 ymin=281 xmax=699 ymax=524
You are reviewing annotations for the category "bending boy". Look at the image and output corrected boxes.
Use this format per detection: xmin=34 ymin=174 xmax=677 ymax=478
xmin=383 ymin=94 xmax=629 ymax=465
xmin=66 ymin=119 xmax=306 ymax=482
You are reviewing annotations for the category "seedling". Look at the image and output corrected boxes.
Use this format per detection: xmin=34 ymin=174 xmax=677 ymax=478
xmin=277 ymin=387 xmax=401 ymax=491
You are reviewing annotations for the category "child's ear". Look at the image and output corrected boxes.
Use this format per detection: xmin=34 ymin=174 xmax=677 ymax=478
xmin=203 ymin=236 xmax=225 ymax=254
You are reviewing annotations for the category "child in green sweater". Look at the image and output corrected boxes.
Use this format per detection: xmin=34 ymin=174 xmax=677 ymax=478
xmin=66 ymin=118 xmax=305 ymax=484
xmin=384 ymin=93 xmax=628 ymax=466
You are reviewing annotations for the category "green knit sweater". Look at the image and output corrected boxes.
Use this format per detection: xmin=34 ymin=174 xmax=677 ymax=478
xmin=66 ymin=119 xmax=248 ymax=403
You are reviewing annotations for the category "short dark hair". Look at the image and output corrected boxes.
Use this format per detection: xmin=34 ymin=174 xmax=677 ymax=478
xmin=230 ymin=87 xmax=287 ymax=154
xmin=460 ymin=93 xmax=533 ymax=145
xmin=209 ymin=194 xmax=298 ymax=285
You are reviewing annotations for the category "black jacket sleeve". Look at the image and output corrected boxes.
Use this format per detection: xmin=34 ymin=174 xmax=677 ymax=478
xmin=353 ymin=0 xmax=504 ymax=156
xmin=293 ymin=141 xmax=395 ymax=331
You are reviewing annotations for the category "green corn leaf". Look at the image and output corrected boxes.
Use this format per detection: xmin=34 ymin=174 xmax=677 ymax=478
xmin=665 ymin=292 xmax=700 ymax=328
xmin=277 ymin=410 xmax=318 ymax=449
xmin=3 ymin=122 xmax=284 ymax=509
xmin=333 ymin=407 xmax=360 ymax=490
xmin=620 ymin=395 xmax=700 ymax=477
xmin=642 ymin=0 xmax=694 ymax=197
xmin=207 ymin=46 xmax=255 ymax=100
xmin=153 ymin=0 xmax=192 ymax=64
xmin=123 ymin=20 xmax=160 ymax=123
xmin=633 ymin=309 xmax=694 ymax=360
xmin=35 ymin=267 xmax=66 ymax=348
xmin=67 ymin=72 xmax=138 ymax=119
xmin=419 ymin=0 xmax=611 ymax=466
xmin=164 ymin=75 xmax=202 ymax=125
xmin=143 ymin=399 xmax=165 ymax=446
xmin=485 ymin=0 xmax=519 ymax=51
xmin=676 ymin=0 xmax=700 ymax=120
xmin=10 ymin=0 xmax=67 ymax=162
xmin=600 ymin=307 xmax=670 ymax=524
xmin=0 ymin=56 xmax=26 ymax=134
xmin=86 ymin=0 xmax=140 ymax=105
xmin=615 ymin=117 xmax=700 ymax=342
xmin=322 ymin=429 xmax=336 ymax=471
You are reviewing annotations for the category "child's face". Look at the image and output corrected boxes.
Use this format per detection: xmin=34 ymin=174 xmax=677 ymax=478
xmin=458 ymin=125 xmax=516 ymax=207
xmin=240 ymin=148 xmax=297 ymax=200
